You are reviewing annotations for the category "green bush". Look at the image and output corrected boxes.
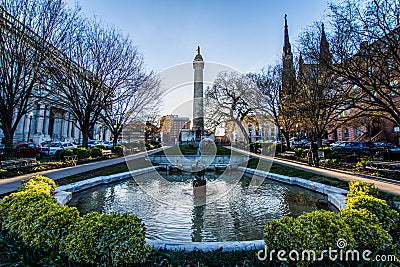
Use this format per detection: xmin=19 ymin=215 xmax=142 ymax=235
xmin=113 ymin=145 xmax=123 ymax=155
xmin=264 ymin=180 xmax=399 ymax=263
xmin=354 ymin=157 xmax=369 ymax=172
xmin=90 ymin=147 xmax=103 ymax=158
xmin=0 ymin=175 xmax=151 ymax=266
xmin=264 ymin=210 xmax=355 ymax=256
xmin=20 ymin=175 xmax=57 ymax=195
xmin=340 ymin=208 xmax=392 ymax=250
xmin=73 ymin=147 xmax=91 ymax=158
xmin=346 ymin=195 xmax=399 ymax=232
xmin=347 ymin=180 xmax=379 ymax=199
xmin=319 ymin=147 xmax=338 ymax=159
xmin=55 ymin=149 xmax=74 ymax=159
xmin=294 ymin=147 xmax=309 ymax=159
xmin=63 ymin=212 xmax=151 ymax=266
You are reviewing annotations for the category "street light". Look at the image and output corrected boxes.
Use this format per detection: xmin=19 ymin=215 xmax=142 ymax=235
xmin=27 ymin=112 xmax=33 ymax=142
xmin=280 ymin=126 xmax=284 ymax=153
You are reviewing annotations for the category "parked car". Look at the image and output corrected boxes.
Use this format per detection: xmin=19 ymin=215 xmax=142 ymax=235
xmin=15 ymin=142 xmax=42 ymax=158
xmin=102 ymin=141 xmax=114 ymax=149
xmin=373 ymin=142 xmax=395 ymax=149
xmin=45 ymin=142 xmax=77 ymax=155
xmin=88 ymin=140 xmax=104 ymax=148
xmin=375 ymin=147 xmax=400 ymax=161
xmin=0 ymin=142 xmax=43 ymax=158
xmin=331 ymin=141 xmax=372 ymax=155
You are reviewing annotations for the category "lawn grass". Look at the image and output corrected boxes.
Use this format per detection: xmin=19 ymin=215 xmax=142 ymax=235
xmin=55 ymin=158 xmax=151 ymax=186
xmin=154 ymin=145 xmax=242 ymax=156
xmin=245 ymin=158 xmax=350 ymax=190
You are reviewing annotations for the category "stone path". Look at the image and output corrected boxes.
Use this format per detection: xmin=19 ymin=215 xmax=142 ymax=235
xmin=0 ymin=148 xmax=163 ymax=196
xmin=230 ymin=147 xmax=400 ymax=196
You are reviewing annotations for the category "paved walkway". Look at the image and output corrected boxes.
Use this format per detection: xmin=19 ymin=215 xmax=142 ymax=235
xmin=230 ymin=147 xmax=400 ymax=196
xmin=0 ymin=148 xmax=163 ymax=196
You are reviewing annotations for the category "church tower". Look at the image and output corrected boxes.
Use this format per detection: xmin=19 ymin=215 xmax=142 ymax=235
xmin=192 ymin=46 xmax=204 ymax=138
xmin=282 ymin=14 xmax=296 ymax=94
xmin=319 ymin=23 xmax=332 ymax=72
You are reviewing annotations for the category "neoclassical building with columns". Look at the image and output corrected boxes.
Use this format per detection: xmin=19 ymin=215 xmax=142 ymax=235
xmin=6 ymin=103 xmax=109 ymax=145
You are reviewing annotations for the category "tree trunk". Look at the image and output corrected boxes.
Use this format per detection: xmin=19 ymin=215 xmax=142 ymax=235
xmin=113 ymin=129 xmax=118 ymax=149
xmin=81 ymin=128 xmax=90 ymax=148
xmin=1 ymin=118 xmax=15 ymax=158
xmin=283 ymin=131 xmax=290 ymax=151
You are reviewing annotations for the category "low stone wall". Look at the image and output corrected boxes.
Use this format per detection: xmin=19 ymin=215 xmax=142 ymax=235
xmin=146 ymin=239 xmax=265 ymax=252
xmin=55 ymin=166 xmax=348 ymax=252
xmin=239 ymin=167 xmax=348 ymax=210
xmin=54 ymin=166 xmax=158 ymax=205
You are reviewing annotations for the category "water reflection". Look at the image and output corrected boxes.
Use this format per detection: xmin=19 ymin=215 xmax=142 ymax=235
xmin=69 ymin=171 xmax=333 ymax=242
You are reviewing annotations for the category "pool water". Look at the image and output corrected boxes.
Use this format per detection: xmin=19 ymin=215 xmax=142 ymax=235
xmin=68 ymin=170 xmax=334 ymax=242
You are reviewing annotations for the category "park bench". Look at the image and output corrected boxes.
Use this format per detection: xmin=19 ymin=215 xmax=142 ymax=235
xmin=283 ymin=151 xmax=296 ymax=159
xmin=63 ymin=155 xmax=78 ymax=166
xmin=102 ymin=149 xmax=115 ymax=158
xmin=0 ymin=158 xmax=38 ymax=171
xmin=365 ymin=161 xmax=400 ymax=177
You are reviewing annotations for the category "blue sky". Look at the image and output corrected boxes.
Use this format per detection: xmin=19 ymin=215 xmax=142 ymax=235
xmin=68 ymin=0 xmax=338 ymax=73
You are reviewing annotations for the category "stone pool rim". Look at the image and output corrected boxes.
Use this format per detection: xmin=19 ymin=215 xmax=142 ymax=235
xmin=54 ymin=166 xmax=348 ymax=252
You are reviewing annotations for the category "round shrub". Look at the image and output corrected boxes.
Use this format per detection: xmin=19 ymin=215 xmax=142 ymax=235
xmin=55 ymin=149 xmax=74 ymax=159
xmin=90 ymin=147 xmax=103 ymax=158
xmin=63 ymin=212 xmax=151 ymax=266
xmin=113 ymin=145 xmax=123 ymax=155
xmin=347 ymin=181 xmax=379 ymax=199
xmin=73 ymin=147 xmax=91 ymax=158
xmin=340 ymin=208 xmax=392 ymax=251
xmin=264 ymin=216 xmax=302 ymax=251
xmin=295 ymin=210 xmax=355 ymax=251
xmin=21 ymin=175 xmax=57 ymax=195
xmin=265 ymin=210 xmax=355 ymax=253
xmin=346 ymin=195 xmax=399 ymax=232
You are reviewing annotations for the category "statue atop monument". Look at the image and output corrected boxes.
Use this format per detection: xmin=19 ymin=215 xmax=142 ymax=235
xmin=194 ymin=46 xmax=203 ymax=61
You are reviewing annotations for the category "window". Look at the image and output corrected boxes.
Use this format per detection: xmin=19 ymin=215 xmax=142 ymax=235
xmin=343 ymin=128 xmax=349 ymax=139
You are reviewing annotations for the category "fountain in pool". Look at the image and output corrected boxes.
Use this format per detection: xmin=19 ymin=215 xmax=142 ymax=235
xmin=68 ymin=167 xmax=334 ymax=243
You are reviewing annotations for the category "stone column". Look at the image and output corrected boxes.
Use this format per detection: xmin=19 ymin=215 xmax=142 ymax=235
xmin=62 ymin=112 xmax=69 ymax=139
xmin=36 ymin=104 xmax=45 ymax=135
xmin=192 ymin=46 xmax=204 ymax=135
xmin=43 ymin=106 xmax=50 ymax=136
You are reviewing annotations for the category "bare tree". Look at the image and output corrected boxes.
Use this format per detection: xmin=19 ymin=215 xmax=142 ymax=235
xmin=250 ymin=65 xmax=300 ymax=149
xmin=101 ymin=74 xmax=162 ymax=149
xmin=296 ymin=23 xmax=358 ymax=146
xmin=49 ymin=18 xmax=149 ymax=147
xmin=328 ymin=0 xmax=400 ymax=125
xmin=0 ymin=0 xmax=78 ymax=155
xmin=205 ymin=71 xmax=256 ymax=145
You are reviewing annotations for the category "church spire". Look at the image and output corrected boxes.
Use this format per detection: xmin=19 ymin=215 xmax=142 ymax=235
xmin=298 ymin=52 xmax=305 ymax=78
xmin=319 ymin=23 xmax=332 ymax=65
xmin=281 ymin=14 xmax=295 ymax=94
xmin=283 ymin=14 xmax=292 ymax=57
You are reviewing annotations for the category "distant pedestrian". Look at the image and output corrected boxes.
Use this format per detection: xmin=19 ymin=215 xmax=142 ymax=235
xmin=308 ymin=140 xmax=319 ymax=166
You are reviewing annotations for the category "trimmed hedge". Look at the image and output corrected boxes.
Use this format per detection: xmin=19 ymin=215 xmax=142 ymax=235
xmin=263 ymin=181 xmax=399 ymax=264
xmin=0 ymin=175 xmax=151 ymax=266
xmin=73 ymin=147 xmax=91 ymax=158
xmin=90 ymin=147 xmax=103 ymax=158
xmin=63 ymin=212 xmax=151 ymax=266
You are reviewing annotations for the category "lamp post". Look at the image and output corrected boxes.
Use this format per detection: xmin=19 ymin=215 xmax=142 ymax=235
xmin=280 ymin=126 xmax=283 ymax=153
xmin=113 ymin=124 xmax=118 ymax=149
xmin=394 ymin=126 xmax=400 ymax=146
xmin=27 ymin=112 xmax=33 ymax=142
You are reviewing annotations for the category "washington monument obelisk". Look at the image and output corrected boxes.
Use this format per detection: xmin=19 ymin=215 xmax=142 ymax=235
xmin=192 ymin=46 xmax=204 ymax=140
